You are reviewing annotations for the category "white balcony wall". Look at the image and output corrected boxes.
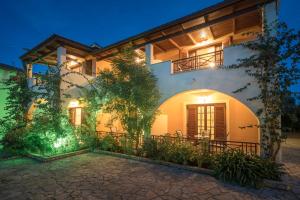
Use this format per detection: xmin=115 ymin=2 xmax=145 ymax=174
xmin=150 ymin=45 xmax=262 ymax=115
xmin=61 ymin=68 xmax=94 ymax=102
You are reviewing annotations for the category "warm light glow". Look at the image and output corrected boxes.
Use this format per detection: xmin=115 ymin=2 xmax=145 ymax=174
xmin=53 ymin=138 xmax=67 ymax=148
xmin=135 ymin=57 xmax=144 ymax=63
xmin=68 ymin=100 xmax=79 ymax=108
xmin=200 ymin=31 xmax=207 ymax=39
xmin=197 ymin=95 xmax=213 ymax=104
xmin=68 ymin=60 xmax=79 ymax=67
xmin=194 ymin=39 xmax=212 ymax=48
xmin=209 ymin=62 xmax=215 ymax=68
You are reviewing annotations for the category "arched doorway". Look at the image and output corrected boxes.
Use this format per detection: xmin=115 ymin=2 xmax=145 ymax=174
xmin=152 ymin=89 xmax=260 ymax=143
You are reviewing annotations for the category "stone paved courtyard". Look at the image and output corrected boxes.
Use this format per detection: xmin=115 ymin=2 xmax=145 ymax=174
xmin=0 ymin=153 xmax=298 ymax=200
xmin=282 ymin=133 xmax=300 ymax=197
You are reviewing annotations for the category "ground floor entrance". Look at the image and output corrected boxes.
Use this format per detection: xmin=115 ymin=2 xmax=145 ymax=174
xmin=187 ymin=103 xmax=226 ymax=140
xmin=151 ymin=89 xmax=260 ymax=144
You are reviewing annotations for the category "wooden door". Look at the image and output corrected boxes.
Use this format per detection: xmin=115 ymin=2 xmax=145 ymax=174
xmin=187 ymin=105 xmax=198 ymax=138
xmin=69 ymin=108 xmax=76 ymax=125
xmin=187 ymin=103 xmax=226 ymax=140
xmin=214 ymin=104 xmax=226 ymax=140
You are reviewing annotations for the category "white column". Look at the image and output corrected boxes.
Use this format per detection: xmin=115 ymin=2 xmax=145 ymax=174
xmin=263 ymin=2 xmax=281 ymax=161
xmin=57 ymin=46 xmax=67 ymax=67
xmin=26 ymin=63 xmax=33 ymax=78
xmin=145 ymin=43 xmax=154 ymax=66
xmin=263 ymin=1 xmax=278 ymax=34
xmin=57 ymin=46 xmax=67 ymax=100
xmin=26 ymin=63 xmax=34 ymax=88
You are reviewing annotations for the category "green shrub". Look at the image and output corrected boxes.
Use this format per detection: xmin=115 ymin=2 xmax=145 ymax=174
xmin=119 ymin=136 xmax=135 ymax=155
xmin=214 ymin=149 xmax=284 ymax=187
xmin=196 ymin=153 xmax=216 ymax=169
xmin=24 ymin=133 xmax=53 ymax=155
xmin=142 ymin=137 xmax=158 ymax=158
xmin=260 ymin=158 xmax=284 ymax=181
xmin=99 ymin=134 xmax=120 ymax=152
xmin=168 ymin=142 xmax=195 ymax=165
xmin=156 ymin=136 xmax=174 ymax=161
xmin=142 ymin=136 xmax=213 ymax=167
xmin=1 ymin=127 xmax=27 ymax=154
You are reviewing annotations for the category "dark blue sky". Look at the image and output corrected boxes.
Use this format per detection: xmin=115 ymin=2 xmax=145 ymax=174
xmin=0 ymin=0 xmax=299 ymax=92
xmin=0 ymin=0 xmax=299 ymax=66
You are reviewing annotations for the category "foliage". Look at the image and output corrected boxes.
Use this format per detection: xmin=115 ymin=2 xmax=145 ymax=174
xmin=23 ymin=62 xmax=96 ymax=155
xmin=99 ymin=134 xmax=120 ymax=152
xmin=142 ymin=137 xmax=158 ymax=158
xmin=0 ymin=71 xmax=32 ymax=152
xmin=214 ymin=149 xmax=284 ymax=187
xmin=94 ymin=45 xmax=160 ymax=149
xmin=77 ymin=88 xmax=102 ymax=149
xmin=25 ymin=112 xmax=82 ymax=156
xmin=142 ymin=135 xmax=214 ymax=168
xmin=1 ymin=127 xmax=28 ymax=154
xmin=226 ymin=21 xmax=300 ymax=160
xmin=281 ymin=95 xmax=300 ymax=132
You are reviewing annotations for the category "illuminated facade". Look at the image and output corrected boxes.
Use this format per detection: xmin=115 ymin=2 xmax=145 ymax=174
xmin=20 ymin=0 xmax=279 ymax=153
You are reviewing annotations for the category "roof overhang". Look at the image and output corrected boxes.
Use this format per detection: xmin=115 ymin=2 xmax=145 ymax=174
xmin=20 ymin=34 xmax=96 ymax=65
xmin=92 ymin=0 xmax=276 ymax=60
xmin=0 ymin=63 xmax=23 ymax=72
xmin=20 ymin=0 xmax=277 ymax=63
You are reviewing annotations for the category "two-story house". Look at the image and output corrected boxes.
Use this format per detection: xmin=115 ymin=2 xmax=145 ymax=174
xmin=20 ymin=0 xmax=279 ymax=155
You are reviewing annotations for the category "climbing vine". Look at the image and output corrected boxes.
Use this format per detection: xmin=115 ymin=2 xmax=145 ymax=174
xmin=226 ymin=21 xmax=300 ymax=160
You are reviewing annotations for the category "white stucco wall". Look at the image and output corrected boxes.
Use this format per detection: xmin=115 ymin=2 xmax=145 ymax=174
xmin=61 ymin=68 xmax=94 ymax=107
xmin=150 ymin=45 xmax=262 ymax=115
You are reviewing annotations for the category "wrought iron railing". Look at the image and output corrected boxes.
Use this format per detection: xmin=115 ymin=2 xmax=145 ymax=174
xmin=172 ymin=50 xmax=223 ymax=74
xmin=96 ymin=131 xmax=259 ymax=155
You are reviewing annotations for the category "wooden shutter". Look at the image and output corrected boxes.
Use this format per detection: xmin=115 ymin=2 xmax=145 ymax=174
xmin=85 ymin=60 xmax=93 ymax=76
xmin=69 ymin=108 xmax=76 ymax=125
xmin=214 ymin=104 xmax=226 ymax=140
xmin=81 ymin=108 xmax=86 ymax=125
xmin=187 ymin=105 xmax=198 ymax=139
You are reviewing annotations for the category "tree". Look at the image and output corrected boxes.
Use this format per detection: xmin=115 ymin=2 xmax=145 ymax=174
xmin=94 ymin=46 xmax=160 ymax=149
xmin=227 ymin=22 xmax=300 ymax=160
xmin=0 ymin=70 xmax=32 ymax=151
xmin=24 ymin=61 xmax=95 ymax=155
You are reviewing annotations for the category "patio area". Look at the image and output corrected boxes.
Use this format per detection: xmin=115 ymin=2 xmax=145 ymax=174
xmin=0 ymin=153 xmax=297 ymax=200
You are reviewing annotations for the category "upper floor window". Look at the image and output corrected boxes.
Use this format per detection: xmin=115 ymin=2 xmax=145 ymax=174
xmin=85 ymin=60 xmax=93 ymax=76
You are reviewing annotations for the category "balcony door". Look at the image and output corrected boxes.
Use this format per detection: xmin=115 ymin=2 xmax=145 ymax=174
xmin=187 ymin=103 xmax=226 ymax=140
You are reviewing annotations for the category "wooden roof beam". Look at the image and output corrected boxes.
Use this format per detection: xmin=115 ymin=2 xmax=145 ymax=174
xmin=233 ymin=18 xmax=237 ymax=34
xmin=161 ymin=31 xmax=181 ymax=50
xmin=31 ymin=50 xmax=56 ymax=64
xmin=232 ymin=5 xmax=237 ymax=35
xmin=153 ymin=43 xmax=167 ymax=52
xmin=204 ymin=16 xmax=215 ymax=40
xmin=180 ymin=24 xmax=196 ymax=45
xmin=96 ymin=4 xmax=262 ymax=60
xmin=187 ymin=33 xmax=197 ymax=45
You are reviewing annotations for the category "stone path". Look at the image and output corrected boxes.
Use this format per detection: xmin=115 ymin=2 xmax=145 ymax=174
xmin=0 ymin=153 xmax=298 ymax=200
xmin=282 ymin=133 xmax=300 ymax=197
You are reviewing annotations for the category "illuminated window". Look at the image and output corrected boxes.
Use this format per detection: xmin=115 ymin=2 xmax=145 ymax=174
xmin=69 ymin=107 xmax=83 ymax=126
xmin=197 ymin=105 xmax=214 ymax=139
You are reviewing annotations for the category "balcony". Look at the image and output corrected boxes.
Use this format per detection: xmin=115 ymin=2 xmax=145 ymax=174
xmin=172 ymin=50 xmax=223 ymax=74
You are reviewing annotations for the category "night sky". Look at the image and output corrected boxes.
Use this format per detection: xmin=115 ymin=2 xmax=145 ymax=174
xmin=0 ymin=0 xmax=299 ymax=92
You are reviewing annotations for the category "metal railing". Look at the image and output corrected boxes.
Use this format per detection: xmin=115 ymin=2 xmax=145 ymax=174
xmin=151 ymin=135 xmax=258 ymax=155
xmin=172 ymin=50 xmax=223 ymax=74
xmin=96 ymin=131 xmax=259 ymax=155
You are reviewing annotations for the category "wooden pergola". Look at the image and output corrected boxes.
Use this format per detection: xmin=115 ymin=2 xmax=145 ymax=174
xmin=20 ymin=0 xmax=278 ymax=65
xmin=92 ymin=0 xmax=277 ymax=60
xmin=20 ymin=34 xmax=98 ymax=66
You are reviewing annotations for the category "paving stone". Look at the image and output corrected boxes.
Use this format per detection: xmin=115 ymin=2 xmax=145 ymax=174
xmin=0 ymin=153 xmax=298 ymax=200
